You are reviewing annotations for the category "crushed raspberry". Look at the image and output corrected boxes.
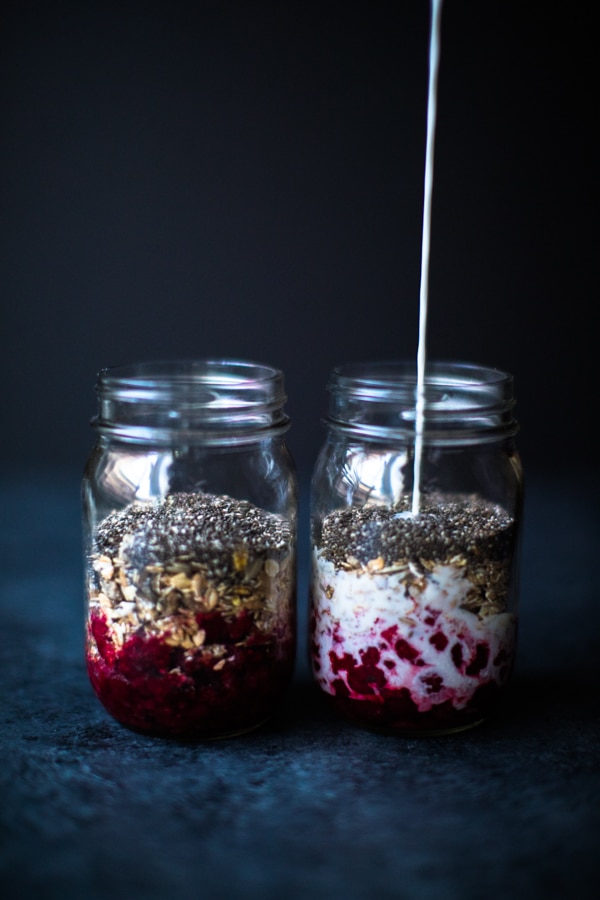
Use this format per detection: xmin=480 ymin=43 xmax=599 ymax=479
xmin=87 ymin=609 xmax=293 ymax=738
xmin=466 ymin=643 xmax=490 ymax=676
xmin=381 ymin=625 xmax=398 ymax=644
xmin=359 ymin=646 xmax=381 ymax=666
xmin=346 ymin=661 xmax=386 ymax=695
xmin=329 ymin=651 xmax=356 ymax=674
xmin=451 ymin=643 xmax=463 ymax=669
xmin=90 ymin=613 xmax=117 ymax=666
xmin=421 ymin=673 xmax=444 ymax=694
xmin=429 ymin=631 xmax=449 ymax=651
xmin=117 ymin=633 xmax=174 ymax=680
xmin=395 ymin=638 xmax=421 ymax=663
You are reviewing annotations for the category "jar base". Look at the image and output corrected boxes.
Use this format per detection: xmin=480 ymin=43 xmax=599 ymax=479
xmin=86 ymin=602 xmax=295 ymax=742
xmin=104 ymin=713 xmax=275 ymax=742
xmin=318 ymin=689 xmax=500 ymax=737
xmin=340 ymin=717 xmax=487 ymax=738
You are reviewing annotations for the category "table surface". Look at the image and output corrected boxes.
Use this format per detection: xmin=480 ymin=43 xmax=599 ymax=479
xmin=1 ymin=469 xmax=599 ymax=900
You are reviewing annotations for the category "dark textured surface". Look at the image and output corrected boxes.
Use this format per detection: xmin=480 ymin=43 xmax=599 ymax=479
xmin=1 ymin=469 xmax=599 ymax=899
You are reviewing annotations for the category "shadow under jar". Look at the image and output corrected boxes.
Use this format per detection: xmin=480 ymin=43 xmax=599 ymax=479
xmin=82 ymin=359 xmax=298 ymax=739
xmin=309 ymin=361 xmax=523 ymax=736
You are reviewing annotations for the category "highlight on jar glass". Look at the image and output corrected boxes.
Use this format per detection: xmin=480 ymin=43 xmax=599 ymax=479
xmin=82 ymin=359 xmax=298 ymax=739
xmin=309 ymin=361 xmax=524 ymax=736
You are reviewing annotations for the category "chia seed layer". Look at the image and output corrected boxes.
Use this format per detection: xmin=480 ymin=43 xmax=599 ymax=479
xmin=317 ymin=495 xmax=514 ymax=569
xmin=95 ymin=491 xmax=291 ymax=569
xmin=86 ymin=491 xmax=296 ymax=738
xmin=310 ymin=496 xmax=518 ymax=734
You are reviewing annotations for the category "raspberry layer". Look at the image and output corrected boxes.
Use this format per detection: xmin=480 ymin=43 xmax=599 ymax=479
xmin=310 ymin=552 xmax=516 ymax=734
xmin=87 ymin=606 xmax=294 ymax=738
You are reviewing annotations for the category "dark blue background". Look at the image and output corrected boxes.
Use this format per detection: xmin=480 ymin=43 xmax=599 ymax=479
xmin=1 ymin=0 xmax=595 ymax=479
xmin=1 ymin=7 xmax=599 ymax=897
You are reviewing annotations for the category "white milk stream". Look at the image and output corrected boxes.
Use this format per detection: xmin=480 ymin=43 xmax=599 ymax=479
xmin=412 ymin=0 xmax=444 ymax=516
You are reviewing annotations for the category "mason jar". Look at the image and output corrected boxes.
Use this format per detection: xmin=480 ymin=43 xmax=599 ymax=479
xmin=309 ymin=360 xmax=523 ymax=736
xmin=82 ymin=359 xmax=298 ymax=739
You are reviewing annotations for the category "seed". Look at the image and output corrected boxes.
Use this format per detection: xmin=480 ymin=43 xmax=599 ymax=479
xmin=264 ymin=559 xmax=280 ymax=577
xmin=192 ymin=572 xmax=205 ymax=598
xmin=206 ymin=588 xmax=218 ymax=610
xmin=93 ymin=555 xmax=114 ymax=580
xmin=170 ymin=572 xmax=192 ymax=591
xmin=233 ymin=549 xmax=248 ymax=572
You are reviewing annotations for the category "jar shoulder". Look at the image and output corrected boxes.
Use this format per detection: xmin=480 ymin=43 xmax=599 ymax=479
xmin=83 ymin=440 xmax=298 ymax=520
xmin=311 ymin=436 xmax=523 ymax=516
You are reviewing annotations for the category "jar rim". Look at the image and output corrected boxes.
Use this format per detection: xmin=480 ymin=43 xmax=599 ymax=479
xmin=325 ymin=359 xmax=518 ymax=444
xmin=92 ymin=358 xmax=290 ymax=445
xmin=97 ymin=358 xmax=285 ymax=399
xmin=328 ymin=359 xmax=513 ymax=397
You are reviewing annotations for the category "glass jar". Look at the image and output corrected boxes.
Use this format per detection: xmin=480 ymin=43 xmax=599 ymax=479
xmin=82 ymin=359 xmax=298 ymax=739
xmin=309 ymin=360 xmax=523 ymax=736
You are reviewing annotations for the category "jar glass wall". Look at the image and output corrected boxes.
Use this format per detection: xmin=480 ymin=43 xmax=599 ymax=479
xmin=82 ymin=359 xmax=298 ymax=739
xmin=309 ymin=361 xmax=523 ymax=736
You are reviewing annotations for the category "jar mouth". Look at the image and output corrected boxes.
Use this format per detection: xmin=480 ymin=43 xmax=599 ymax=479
xmin=98 ymin=358 xmax=284 ymax=401
xmin=93 ymin=358 xmax=290 ymax=444
xmin=326 ymin=359 xmax=518 ymax=443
